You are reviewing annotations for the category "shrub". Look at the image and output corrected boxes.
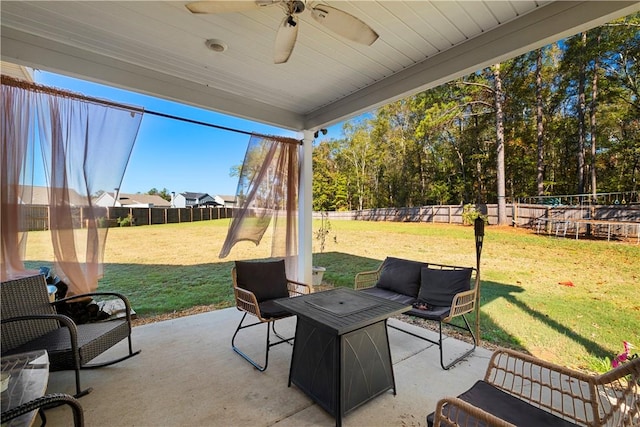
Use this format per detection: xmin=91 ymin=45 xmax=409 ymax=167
xmin=117 ymin=214 xmax=134 ymax=227
xmin=462 ymin=204 xmax=488 ymax=225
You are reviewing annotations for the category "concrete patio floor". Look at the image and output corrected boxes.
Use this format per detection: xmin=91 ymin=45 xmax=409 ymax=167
xmin=44 ymin=308 xmax=492 ymax=426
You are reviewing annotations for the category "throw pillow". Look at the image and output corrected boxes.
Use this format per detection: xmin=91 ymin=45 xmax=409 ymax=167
xmin=418 ymin=267 xmax=472 ymax=307
xmin=376 ymin=257 xmax=424 ymax=298
xmin=235 ymin=260 xmax=289 ymax=303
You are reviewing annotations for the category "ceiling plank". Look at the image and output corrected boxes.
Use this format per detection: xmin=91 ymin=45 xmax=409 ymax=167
xmin=304 ymin=1 xmax=640 ymax=129
xmin=0 ymin=26 xmax=306 ymax=130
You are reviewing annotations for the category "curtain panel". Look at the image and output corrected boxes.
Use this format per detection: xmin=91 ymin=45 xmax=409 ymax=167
xmin=1 ymin=76 xmax=143 ymax=294
xmin=219 ymin=133 xmax=301 ymax=278
xmin=1 ymin=83 xmax=35 ymax=281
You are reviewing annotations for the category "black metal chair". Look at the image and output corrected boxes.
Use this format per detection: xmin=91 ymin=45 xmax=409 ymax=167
xmin=231 ymin=260 xmax=311 ymax=371
xmin=1 ymin=274 xmax=141 ymax=397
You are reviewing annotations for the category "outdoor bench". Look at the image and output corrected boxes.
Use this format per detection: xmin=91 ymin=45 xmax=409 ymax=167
xmin=354 ymin=256 xmax=479 ymax=369
xmin=427 ymin=347 xmax=640 ymax=427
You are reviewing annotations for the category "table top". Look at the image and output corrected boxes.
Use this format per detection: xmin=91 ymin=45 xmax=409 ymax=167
xmin=275 ymin=287 xmax=411 ymax=335
xmin=1 ymin=350 xmax=49 ymax=427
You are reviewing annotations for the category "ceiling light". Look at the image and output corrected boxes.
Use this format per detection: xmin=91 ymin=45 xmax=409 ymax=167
xmin=205 ymin=39 xmax=227 ymax=52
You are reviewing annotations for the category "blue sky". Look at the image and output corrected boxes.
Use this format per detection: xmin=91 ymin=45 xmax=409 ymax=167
xmin=35 ymin=71 xmax=344 ymax=197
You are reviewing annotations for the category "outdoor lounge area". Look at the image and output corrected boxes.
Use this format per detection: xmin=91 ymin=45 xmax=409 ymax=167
xmin=41 ymin=307 xmax=493 ymax=426
xmin=3 ymin=2 xmax=640 ymax=426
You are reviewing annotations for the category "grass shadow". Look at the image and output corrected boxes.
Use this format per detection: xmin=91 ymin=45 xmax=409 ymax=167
xmin=26 ymin=253 xmax=615 ymax=361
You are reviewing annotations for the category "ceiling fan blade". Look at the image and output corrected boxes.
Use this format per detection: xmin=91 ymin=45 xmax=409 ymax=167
xmin=274 ymin=15 xmax=298 ymax=64
xmin=310 ymin=4 xmax=378 ymax=45
xmin=186 ymin=1 xmax=278 ymax=14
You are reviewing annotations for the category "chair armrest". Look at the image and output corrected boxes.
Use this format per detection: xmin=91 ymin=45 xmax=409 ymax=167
xmin=354 ymin=268 xmax=380 ymax=290
xmin=55 ymin=292 xmax=135 ymax=322
xmin=0 ymin=393 xmax=84 ymax=427
xmin=233 ymin=286 xmax=262 ymax=319
xmin=2 ymin=314 xmax=80 ymax=354
xmin=433 ymin=397 xmax=516 ymax=427
xmin=2 ymin=313 xmax=78 ymax=331
xmin=484 ymin=348 xmax=599 ymax=425
xmin=287 ymin=279 xmax=311 ymax=296
xmin=443 ymin=289 xmax=476 ymax=322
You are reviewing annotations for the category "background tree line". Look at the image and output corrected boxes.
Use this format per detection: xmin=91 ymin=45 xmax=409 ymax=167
xmin=312 ymin=13 xmax=639 ymax=224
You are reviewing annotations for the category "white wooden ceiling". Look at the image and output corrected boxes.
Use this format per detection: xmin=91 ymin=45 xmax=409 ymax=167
xmin=2 ymin=1 xmax=639 ymax=131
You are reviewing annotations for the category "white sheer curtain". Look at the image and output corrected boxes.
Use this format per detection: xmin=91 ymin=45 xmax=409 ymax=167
xmin=219 ymin=133 xmax=300 ymax=278
xmin=1 ymin=76 xmax=143 ymax=294
xmin=1 ymin=80 xmax=36 ymax=281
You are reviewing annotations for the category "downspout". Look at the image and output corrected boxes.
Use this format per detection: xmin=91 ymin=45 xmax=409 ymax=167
xmin=298 ymin=130 xmax=314 ymax=286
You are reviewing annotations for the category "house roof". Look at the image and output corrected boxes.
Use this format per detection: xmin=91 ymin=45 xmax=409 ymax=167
xmin=19 ymin=186 xmax=86 ymax=206
xmin=180 ymin=192 xmax=210 ymax=200
xmin=117 ymin=193 xmax=172 ymax=207
xmin=217 ymin=195 xmax=238 ymax=204
xmin=2 ymin=1 xmax=637 ymax=131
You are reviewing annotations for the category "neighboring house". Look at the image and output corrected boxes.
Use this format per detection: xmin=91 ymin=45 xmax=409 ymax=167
xmin=172 ymin=192 xmax=219 ymax=208
xmin=18 ymin=185 xmax=87 ymax=206
xmin=216 ymin=195 xmax=237 ymax=207
xmin=94 ymin=192 xmax=171 ymax=208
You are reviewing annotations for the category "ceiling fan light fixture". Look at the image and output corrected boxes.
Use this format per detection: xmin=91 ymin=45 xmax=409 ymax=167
xmin=205 ymin=39 xmax=228 ymax=52
xmin=187 ymin=0 xmax=378 ymax=63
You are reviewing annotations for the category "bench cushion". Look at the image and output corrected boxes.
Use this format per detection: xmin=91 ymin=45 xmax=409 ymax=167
xmin=376 ymin=257 xmax=424 ymax=298
xmin=426 ymin=380 xmax=579 ymax=427
xmin=417 ymin=267 xmax=471 ymax=307
xmin=360 ymin=286 xmax=416 ymax=305
xmin=407 ymin=305 xmax=450 ymax=320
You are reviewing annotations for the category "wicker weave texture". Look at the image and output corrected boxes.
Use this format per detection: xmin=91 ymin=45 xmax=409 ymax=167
xmin=434 ymin=397 xmax=516 ymax=427
xmin=485 ymin=348 xmax=640 ymax=426
xmin=433 ymin=347 xmax=640 ymax=427
xmin=1 ymin=274 xmax=137 ymax=371
xmin=1 ymin=275 xmax=59 ymax=350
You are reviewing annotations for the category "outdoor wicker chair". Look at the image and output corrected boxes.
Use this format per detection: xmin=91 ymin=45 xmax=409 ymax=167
xmin=1 ymin=274 xmax=141 ymax=397
xmin=231 ymin=260 xmax=311 ymax=371
xmin=428 ymin=347 xmax=640 ymax=427
xmin=1 ymin=393 xmax=84 ymax=427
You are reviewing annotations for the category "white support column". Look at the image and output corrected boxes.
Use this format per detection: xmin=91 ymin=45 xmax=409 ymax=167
xmin=298 ymin=130 xmax=314 ymax=285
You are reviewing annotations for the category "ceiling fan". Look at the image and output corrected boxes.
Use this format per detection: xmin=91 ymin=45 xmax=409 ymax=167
xmin=185 ymin=1 xmax=379 ymax=64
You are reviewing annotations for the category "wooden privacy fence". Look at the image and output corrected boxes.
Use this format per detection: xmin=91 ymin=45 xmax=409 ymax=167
xmin=22 ymin=203 xmax=640 ymax=242
xmin=320 ymin=204 xmax=640 ymax=242
xmin=22 ymin=205 xmax=233 ymax=231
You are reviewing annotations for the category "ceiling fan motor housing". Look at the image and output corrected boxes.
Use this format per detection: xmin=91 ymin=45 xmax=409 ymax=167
xmin=291 ymin=1 xmax=305 ymax=14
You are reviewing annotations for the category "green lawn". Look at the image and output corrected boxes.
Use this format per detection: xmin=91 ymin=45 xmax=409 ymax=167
xmin=24 ymin=219 xmax=640 ymax=372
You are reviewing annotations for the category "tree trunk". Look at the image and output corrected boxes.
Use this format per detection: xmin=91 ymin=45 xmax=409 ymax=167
xmin=493 ymin=63 xmax=507 ymax=225
xmin=577 ymin=32 xmax=587 ymax=195
xmin=536 ymin=48 xmax=545 ymax=196
xmin=590 ymin=33 xmax=599 ymax=202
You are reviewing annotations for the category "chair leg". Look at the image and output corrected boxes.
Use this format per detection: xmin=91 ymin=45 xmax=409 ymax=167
xmin=271 ymin=320 xmax=294 ymax=345
xmin=440 ymin=315 xmax=476 ymax=370
xmin=387 ymin=316 xmax=476 ymax=370
xmin=73 ymin=366 xmax=92 ymax=398
xmin=232 ymin=312 xmax=269 ymax=371
xmin=231 ymin=312 xmax=294 ymax=372
xmin=82 ymin=333 xmax=141 ymax=369
xmin=68 ymin=335 xmax=92 ymax=398
xmin=82 ymin=350 xmax=141 ymax=369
